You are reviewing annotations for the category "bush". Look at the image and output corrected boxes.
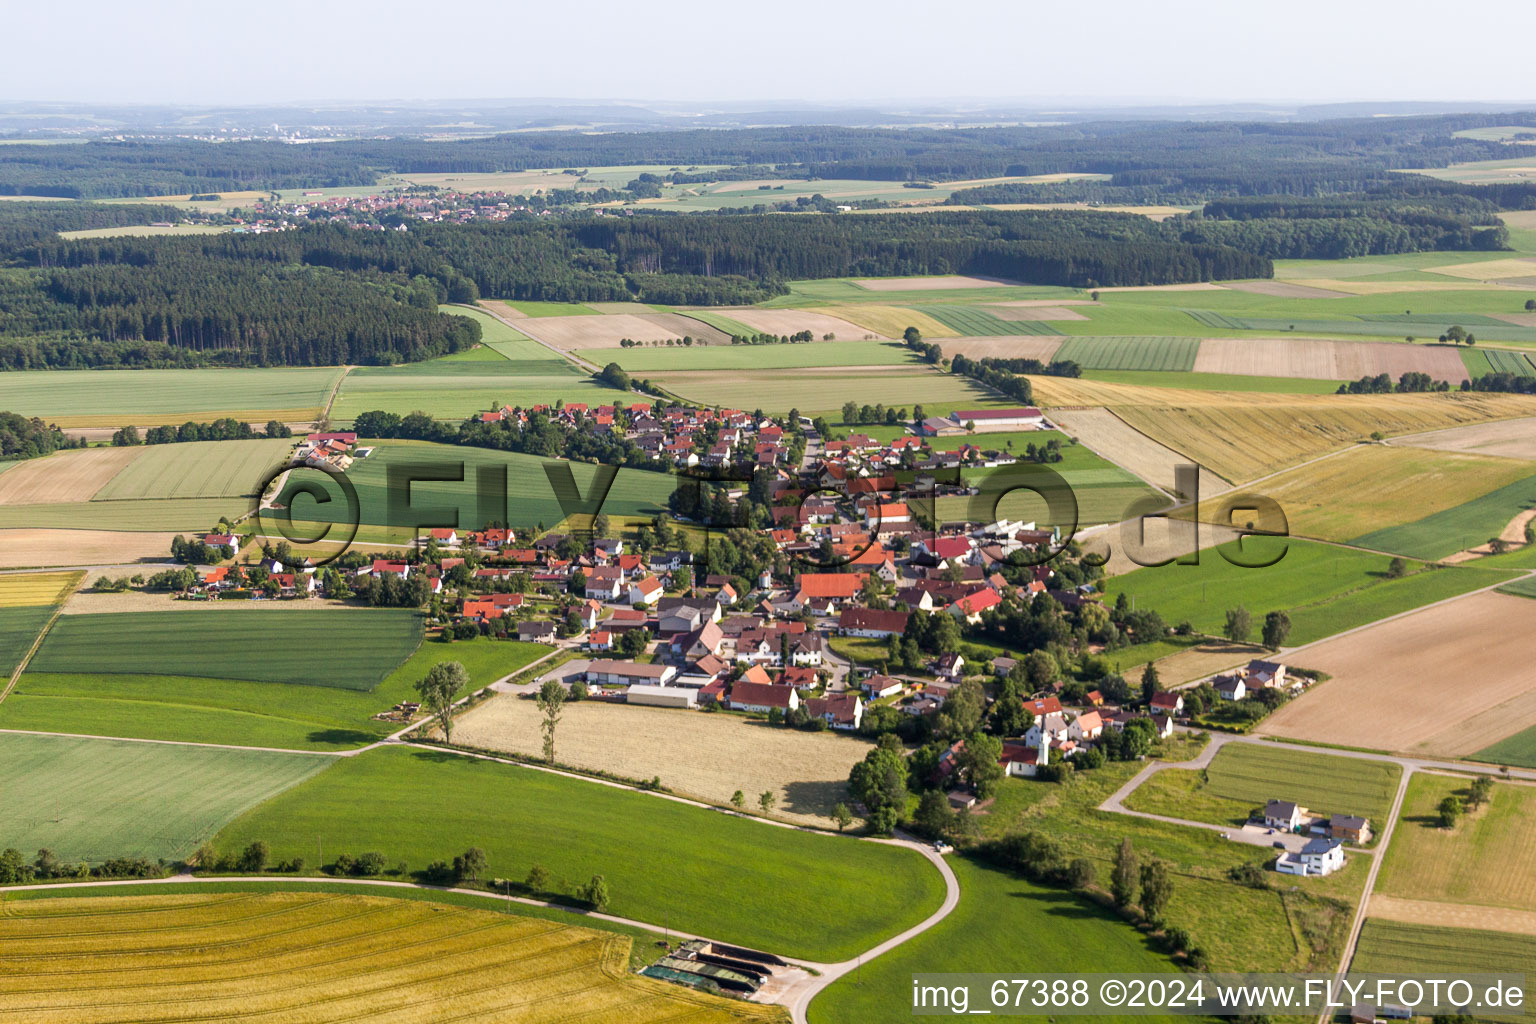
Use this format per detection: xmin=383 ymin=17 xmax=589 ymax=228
xmin=354 ymin=851 xmax=388 ymax=876
xmin=333 ymin=853 xmax=355 ymax=876
xmin=1227 ymin=861 xmax=1269 ymax=888
xmin=236 ymin=840 xmax=269 ymax=873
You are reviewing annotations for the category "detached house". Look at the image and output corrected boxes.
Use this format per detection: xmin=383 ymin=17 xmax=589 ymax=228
xmin=804 ymin=694 xmax=864 ymax=731
xmin=1214 ymin=675 xmax=1247 ymax=702
xmin=838 ymin=608 xmax=910 ymax=638
xmin=1277 ymin=837 xmax=1345 ymax=877
xmin=1264 ymin=800 xmax=1304 ymax=831
xmin=1149 ymin=691 xmax=1184 ymax=715
xmin=730 ymin=680 xmax=800 ymax=713
xmin=628 ymin=575 xmax=665 ymax=606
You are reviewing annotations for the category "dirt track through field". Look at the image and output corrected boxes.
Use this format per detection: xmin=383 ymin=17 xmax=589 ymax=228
xmin=0 ymin=447 xmax=142 ymax=505
xmin=1258 ymin=591 xmax=1536 ymax=757
xmin=1441 ymin=510 xmax=1536 ymax=562
xmin=1192 ymin=338 xmax=1467 ymax=380
xmin=1368 ymin=896 xmax=1536 ymax=937
xmin=1390 ymin=417 xmax=1536 ymax=460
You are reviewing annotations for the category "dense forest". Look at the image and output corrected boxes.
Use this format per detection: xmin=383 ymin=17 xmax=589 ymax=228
xmin=0 ymin=210 xmax=1267 ymax=366
xmin=3 ymin=113 xmax=1535 ymax=199
xmin=0 ymin=411 xmax=81 ymax=459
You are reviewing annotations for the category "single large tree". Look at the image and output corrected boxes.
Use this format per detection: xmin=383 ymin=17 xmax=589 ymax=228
xmin=416 ymin=661 xmax=469 ymax=744
xmin=1261 ymin=610 xmax=1292 ymax=650
xmin=536 ymin=679 xmax=565 ymax=762
xmin=1111 ymin=838 xmax=1139 ymax=908
xmin=1139 ymin=858 xmax=1173 ymax=922
xmin=1223 ymin=606 xmax=1252 ymax=644
xmin=1140 ymin=662 xmax=1162 ymax=704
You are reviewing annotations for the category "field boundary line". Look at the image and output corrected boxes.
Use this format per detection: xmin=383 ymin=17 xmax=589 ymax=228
xmin=0 ymin=727 xmax=343 ymax=757
xmin=318 ymin=365 xmax=354 ymax=426
xmin=471 ymin=302 xmax=601 ymax=374
xmin=0 ymin=571 xmax=85 ymax=706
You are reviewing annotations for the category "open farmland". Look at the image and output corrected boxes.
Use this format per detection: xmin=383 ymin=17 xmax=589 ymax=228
xmin=0 ymin=732 xmax=329 ymax=862
xmin=1351 ymin=470 xmax=1536 ymax=559
xmin=1257 ymin=591 xmax=1536 ymax=757
xmin=1047 ymin=406 xmax=1230 ymax=498
xmin=0 ymin=367 xmax=344 ymax=427
xmin=815 ymin=303 xmax=955 ymax=339
xmin=1030 ymin=375 xmax=1536 ymax=482
xmin=0 ymin=447 xmax=141 ymax=504
xmin=278 ymin=441 xmax=677 ymax=533
xmin=1054 ymin=336 xmax=1200 ymax=371
xmin=452 ymin=694 xmax=870 ymax=827
xmin=513 ymin=312 xmax=723 ymax=350
xmin=89 ymin=437 xmax=293 ymax=500
xmin=853 ymin=274 xmax=1021 ymax=290
xmin=0 ymin=497 xmax=243 ymax=532
xmin=1191 ymin=338 xmax=1470 ymax=379
xmin=213 ymin=745 xmax=945 ymax=961
xmin=648 ymin=366 xmax=1005 ymax=415
xmin=941 ymin=464 xmax=1163 ymax=530
xmin=329 ymin=370 xmax=617 ymax=423
xmin=908 ymin=304 xmax=1061 ymax=336
xmin=1098 ymin=538 xmax=1517 ymax=646
xmin=1 ymin=637 xmax=549 ymax=751
xmin=809 ymin=856 xmax=1181 ymax=1024
xmin=707 ymin=308 xmax=886 ymax=340
xmin=586 ymin=339 xmax=915 ymax=372
xmin=1376 ymin=773 xmax=1536 ymax=912
xmin=1462 ymin=347 xmax=1536 ymax=378
xmin=1351 ymin=921 xmax=1536 ymax=1023
xmin=935 ymin=335 xmax=1063 ymax=362
xmin=1124 ymin=743 xmax=1399 ymax=831
xmin=0 ymin=892 xmax=782 ymax=1024
xmin=1207 ymin=444 xmax=1536 ymax=545
xmin=0 ymin=529 xmax=183 ymax=568
xmin=30 ymin=608 xmax=423 ymax=690
xmin=0 ymin=605 xmax=54 ymax=678
xmin=0 ymin=571 xmax=80 ymax=608
xmin=1390 ymin=416 xmax=1536 ymax=460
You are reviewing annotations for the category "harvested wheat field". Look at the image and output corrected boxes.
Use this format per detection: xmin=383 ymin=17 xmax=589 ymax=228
xmin=0 ymin=571 xmax=81 ymax=608
xmin=1368 ymin=898 xmax=1536 ymax=938
xmin=0 ymin=447 xmax=142 ymax=505
xmin=853 ymin=274 xmax=1018 ymax=290
xmin=1391 ymin=417 xmax=1536 ymax=460
xmin=941 ymin=335 xmax=1064 ymax=362
xmin=1192 ymin=338 xmax=1467 ymax=380
xmin=514 ymin=313 xmax=698 ymax=350
xmin=828 ymin=304 xmax=956 ymax=338
xmin=1429 ymin=257 xmax=1536 ymax=280
xmin=1206 ymin=444 xmax=1536 ymax=542
xmin=981 ymin=305 xmax=1089 ymax=322
xmin=1031 ymin=376 xmax=1536 ymax=482
xmin=0 ymin=529 xmax=181 ymax=568
xmin=1049 ymin=407 xmax=1231 ymax=496
xmin=452 ymin=694 xmax=869 ymax=826
xmin=0 ymin=892 xmax=779 ymax=1024
xmin=1258 ymin=591 xmax=1536 ymax=757
xmin=1221 ymin=280 xmax=1351 ymax=299
xmin=714 ymin=308 xmax=887 ymax=340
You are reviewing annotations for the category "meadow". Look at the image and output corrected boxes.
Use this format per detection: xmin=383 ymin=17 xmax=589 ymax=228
xmin=1352 ymin=471 xmax=1536 ymax=559
xmin=0 ymin=732 xmax=330 ymax=862
xmin=1097 ymin=538 xmax=1515 ymax=645
xmin=451 ymin=694 xmax=871 ymax=827
xmin=1123 ymin=744 xmax=1400 ymax=831
xmin=1351 ymin=921 xmax=1536 ymax=1024
xmin=807 ymin=856 xmax=1183 ymax=1024
xmin=0 ymin=496 xmax=244 ymax=532
xmin=906 ymin=304 xmax=1061 ymax=336
xmin=0 ymin=366 xmax=344 ymax=426
xmin=648 ymin=366 xmax=1006 ymax=417
xmin=1375 ymin=773 xmax=1536 ymax=912
xmin=89 ymin=437 xmax=294 ymax=501
xmin=0 ymin=891 xmax=781 ymax=1024
xmin=278 ymin=441 xmax=678 ymax=533
xmin=212 ymin=745 xmax=946 ymax=961
xmin=29 ymin=608 xmax=424 ymax=690
xmin=1 ymin=637 xmax=550 ymax=750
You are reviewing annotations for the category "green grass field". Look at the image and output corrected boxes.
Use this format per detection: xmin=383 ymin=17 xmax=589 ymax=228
xmin=1351 ymin=921 xmax=1536 ymax=1023
xmin=1375 ymin=773 xmax=1536 ymax=912
xmin=808 ymin=856 xmax=1182 ymax=1024
xmin=0 ymin=367 xmax=345 ymax=424
xmin=278 ymin=440 xmax=678 ymax=532
xmin=1098 ymin=538 xmax=1519 ymax=645
xmin=90 ymin=437 xmax=294 ymax=501
xmin=30 ymin=608 xmax=423 ymax=690
xmin=500 ymin=300 xmax=600 ymax=317
xmin=678 ymin=309 xmax=762 ymax=338
xmin=1080 ymin=369 xmax=1344 ymax=393
xmin=580 ymin=340 xmax=916 ymax=371
xmin=943 ymin=464 xmax=1163 ymax=528
xmin=212 ymin=745 xmax=945 ymax=961
xmin=908 ymin=304 xmax=1062 ymax=336
xmin=0 ymin=605 xmax=54 ymax=678
xmin=1 ymin=637 xmax=549 ymax=750
xmin=1471 ymin=717 xmax=1536 ymax=769
xmin=0 ymin=732 xmax=330 ymax=862
xmin=1125 ymin=744 xmax=1400 ymax=831
xmin=1461 ymin=347 xmax=1536 ymax=378
xmin=766 ymin=278 xmax=1083 ymax=307
xmin=1352 ymin=473 xmax=1536 ymax=559
xmin=1496 ymin=575 xmax=1536 ymax=599
xmin=0 ymin=496 xmax=244 ymax=531
xmin=1054 ymin=336 xmax=1200 ymax=371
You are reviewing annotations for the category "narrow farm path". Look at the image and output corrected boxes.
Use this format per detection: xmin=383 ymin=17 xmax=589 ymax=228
xmin=475 ymin=303 xmax=601 ymax=374
xmin=0 ymin=571 xmax=85 ymax=707
xmin=317 ymin=365 xmax=354 ymax=425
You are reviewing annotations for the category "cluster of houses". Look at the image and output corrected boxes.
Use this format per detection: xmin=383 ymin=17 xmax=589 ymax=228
xmin=293 ymin=431 xmax=366 ymax=471
xmin=1263 ymin=799 xmax=1372 ymax=877
xmin=476 ymin=403 xmax=798 ymax=470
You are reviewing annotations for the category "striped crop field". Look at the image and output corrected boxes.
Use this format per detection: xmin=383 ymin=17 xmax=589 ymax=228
xmin=0 ymin=571 xmax=81 ymax=608
xmin=1052 ymin=336 xmax=1200 ymax=371
xmin=30 ymin=608 xmax=424 ymax=690
xmin=907 ymin=305 xmax=1062 ymax=336
xmin=0 ymin=892 xmax=781 ymax=1024
xmin=1352 ymin=921 xmax=1536 ymax=1023
xmin=1462 ymin=347 xmax=1536 ymax=378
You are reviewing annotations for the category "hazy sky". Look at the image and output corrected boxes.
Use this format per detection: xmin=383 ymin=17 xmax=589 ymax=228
xmin=9 ymin=0 xmax=1536 ymax=107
